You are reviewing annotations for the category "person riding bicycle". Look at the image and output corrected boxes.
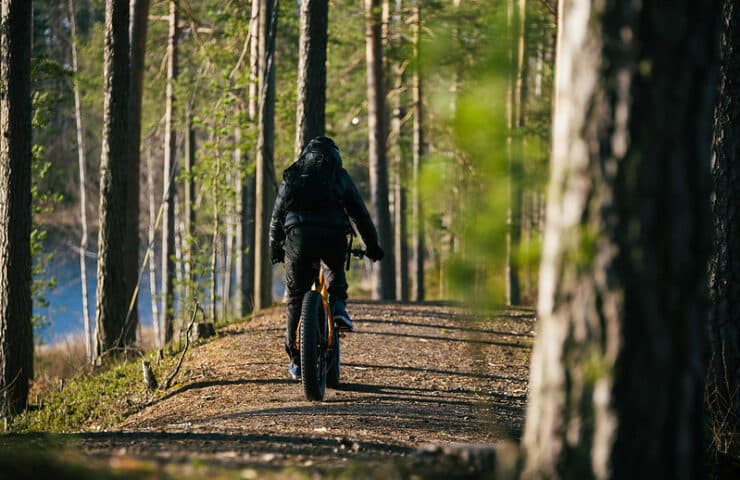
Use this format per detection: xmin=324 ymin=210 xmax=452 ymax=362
xmin=269 ymin=136 xmax=384 ymax=379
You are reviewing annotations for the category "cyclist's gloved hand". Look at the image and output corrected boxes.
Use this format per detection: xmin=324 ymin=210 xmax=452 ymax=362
xmin=270 ymin=244 xmax=285 ymax=264
xmin=366 ymin=244 xmax=384 ymax=262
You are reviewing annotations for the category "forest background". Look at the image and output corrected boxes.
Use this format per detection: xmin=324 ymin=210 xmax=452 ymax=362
xmin=29 ymin=0 xmax=554 ymax=348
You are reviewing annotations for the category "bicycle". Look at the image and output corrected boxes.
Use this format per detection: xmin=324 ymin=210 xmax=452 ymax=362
xmin=296 ymin=248 xmax=366 ymax=401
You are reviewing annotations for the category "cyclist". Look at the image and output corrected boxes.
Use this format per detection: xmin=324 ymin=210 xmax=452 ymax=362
xmin=269 ymin=136 xmax=384 ymax=379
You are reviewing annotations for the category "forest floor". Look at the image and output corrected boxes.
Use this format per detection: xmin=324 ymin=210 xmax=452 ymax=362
xmin=21 ymin=302 xmax=536 ymax=478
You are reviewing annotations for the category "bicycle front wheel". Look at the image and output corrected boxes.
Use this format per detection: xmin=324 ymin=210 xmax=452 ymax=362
xmin=300 ymin=291 xmax=326 ymax=401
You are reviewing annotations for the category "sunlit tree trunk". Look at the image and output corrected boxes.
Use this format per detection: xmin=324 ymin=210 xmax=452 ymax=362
xmin=410 ymin=0 xmax=424 ymax=302
xmin=294 ymin=0 xmax=327 ymax=156
xmin=146 ymin=144 xmax=160 ymax=347
xmin=124 ymin=0 xmax=150 ymax=344
xmin=254 ymin=0 xmax=277 ymax=311
xmin=68 ymin=0 xmax=92 ymax=362
xmin=505 ymin=0 xmax=524 ymax=306
xmin=707 ymin=0 xmax=740 ymax=465
xmin=0 ymin=0 xmax=33 ymax=415
xmin=161 ymin=0 xmax=177 ymax=344
xmin=522 ymin=0 xmax=720 ymax=478
xmin=390 ymin=0 xmax=408 ymax=302
xmin=236 ymin=0 xmax=258 ymax=317
xmin=365 ymin=0 xmax=395 ymax=300
xmin=96 ymin=0 xmax=130 ymax=360
xmin=183 ymin=113 xmax=195 ymax=310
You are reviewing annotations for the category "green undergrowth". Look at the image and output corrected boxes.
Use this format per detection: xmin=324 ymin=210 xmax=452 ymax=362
xmin=10 ymin=353 xmax=179 ymax=433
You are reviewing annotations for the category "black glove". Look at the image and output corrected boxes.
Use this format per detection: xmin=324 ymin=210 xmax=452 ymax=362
xmin=365 ymin=244 xmax=384 ymax=262
xmin=270 ymin=244 xmax=285 ymax=264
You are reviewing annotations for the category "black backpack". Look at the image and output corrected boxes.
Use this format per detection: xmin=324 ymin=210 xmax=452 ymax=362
xmin=283 ymin=141 xmax=342 ymax=212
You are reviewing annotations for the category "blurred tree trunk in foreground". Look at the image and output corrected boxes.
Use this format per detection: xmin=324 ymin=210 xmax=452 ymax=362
xmin=0 ymin=0 xmax=33 ymax=416
xmin=707 ymin=0 xmax=740 ymax=469
xmin=522 ymin=0 xmax=720 ymax=478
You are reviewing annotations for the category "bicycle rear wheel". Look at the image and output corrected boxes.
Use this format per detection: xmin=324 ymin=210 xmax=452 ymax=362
xmin=300 ymin=291 xmax=326 ymax=401
xmin=327 ymin=330 xmax=340 ymax=389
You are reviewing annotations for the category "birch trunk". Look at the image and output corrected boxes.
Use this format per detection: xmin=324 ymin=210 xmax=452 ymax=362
xmin=68 ymin=0 xmax=92 ymax=362
xmin=161 ymin=0 xmax=177 ymax=343
xmin=146 ymin=145 xmax=160 ymax=347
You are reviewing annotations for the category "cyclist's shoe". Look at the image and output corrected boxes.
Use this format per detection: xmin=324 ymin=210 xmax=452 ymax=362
xmin=288 ymin=361 xmax=301 ymax=380
xmin=332 ymin=301 xmax=353 ymax=331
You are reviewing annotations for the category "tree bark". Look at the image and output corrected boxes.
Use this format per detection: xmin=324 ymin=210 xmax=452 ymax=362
xmin=161 ymin=0 xmax=177 ymax=344
xmin=123 ymin=0 xmax=150 ymax=345
xmin=390 ymin=0 xmax=408 ymax=302
xmin=184 ymin=113 xmax=195 ymax=309
xmin=707 ymin=0 xmax=740 ymax=464
xmin=294 ymin=0 xmax=328 ymax=157
xmin=68 ymin=0 xmax=93 ymax=363
xmin=95 ymin=0 xmax=131 ymax=361
xmin=410 ymin=1 xmax=424 ymax=302
xmin=236 ymin=0 xmax=259 ymax=317
xmin=0 ymin=0 xmax=33 ymax=415
xmin=365 ymin=0 xmax=395 ymax=300
xmin=254 ymin=0 xmax=278 ymax=311
xmin=505 ymin=0 xmax=524 ymax=306
xmin=146 ymin=144 xmax=160 ymax=347
xmin=522 ymin=1 xmax=720 ymax=478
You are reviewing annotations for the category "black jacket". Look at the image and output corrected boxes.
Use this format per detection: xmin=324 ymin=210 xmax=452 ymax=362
xmin=269 ymin=168 xmax=379 ymax=252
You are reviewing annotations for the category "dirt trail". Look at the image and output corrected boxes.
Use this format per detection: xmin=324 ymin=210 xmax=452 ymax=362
xmin=81 ymin=302 xmax=534 ymax=468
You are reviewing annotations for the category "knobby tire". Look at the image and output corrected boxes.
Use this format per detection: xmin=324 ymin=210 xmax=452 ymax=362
xmin=300 ymin=291 xmax=326 ymax=401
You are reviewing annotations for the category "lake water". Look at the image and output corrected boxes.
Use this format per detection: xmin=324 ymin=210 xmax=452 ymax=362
xmin=37 ymin=245 xmax=286 ymax=345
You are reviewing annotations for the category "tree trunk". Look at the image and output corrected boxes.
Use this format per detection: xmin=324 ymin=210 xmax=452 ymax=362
xmin=146 ymin=144 xmax=160 ymax=347
xmin=521 ymin=1 xmax=720 ymax=478
xmin=123 ymin=0 xmax=150 ymax=345
xmin=236 ymin=0 xmax=259 ymax=317
xmin=95 ymin=0 xmax=130 ymax=361
xmin=364 ymin=0 xmax=395 ymax=300
xmin=68 ymin=0 xmax=92 ymax=363
xmin=505 ymin=0 xmax=524 ymax=306
xmin=184 ymin=113 xmax=195 ymax=309
xmin=294 ymin=0 xmax=328 ymax=157
xmin=390 ymin=0 xmax=408 ymax=302
xmin=707 ymin=0 xmax=740 ymax=465
xmin=411 ymin=1 xmax=424 ymax=302
xmin=161 ymin=0 xmax=177 ymax=344
xmin=253 ymin=0 xmax=278 ymax=311
xmin=0 ymin=0 xmax=33 ymax=415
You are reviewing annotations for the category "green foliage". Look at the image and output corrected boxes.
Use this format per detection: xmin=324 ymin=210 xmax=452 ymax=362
xmin=31 ymin=57 xmax=67 ymax=338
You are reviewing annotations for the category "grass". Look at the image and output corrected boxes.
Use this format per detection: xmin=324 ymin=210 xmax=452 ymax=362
xmin=11 ymin=339 xmax=180 ymax=434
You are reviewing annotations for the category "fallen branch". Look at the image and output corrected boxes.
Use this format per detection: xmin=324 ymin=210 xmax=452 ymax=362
xmin=159 ymin=302 xmax=205 ymax=390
